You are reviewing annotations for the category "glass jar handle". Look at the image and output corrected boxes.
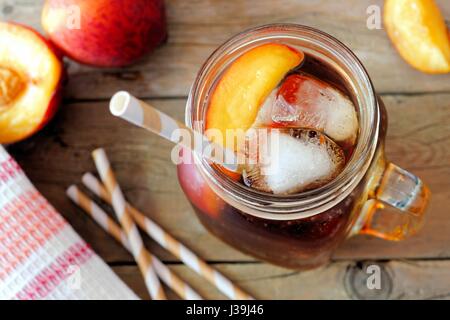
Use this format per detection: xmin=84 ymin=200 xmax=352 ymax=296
xmin=355 ymin=163 xmax=430 ymax=241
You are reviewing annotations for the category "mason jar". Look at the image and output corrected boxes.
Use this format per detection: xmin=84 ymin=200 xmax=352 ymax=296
xmin=177 ymin=24 xmax=430 ymax=270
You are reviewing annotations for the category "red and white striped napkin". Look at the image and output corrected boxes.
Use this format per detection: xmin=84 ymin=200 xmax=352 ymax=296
xmin=0 ymin=146 xmax=138 ymax=300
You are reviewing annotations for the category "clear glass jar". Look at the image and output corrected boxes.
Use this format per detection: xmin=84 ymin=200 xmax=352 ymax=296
xmin=177 ymin=24 xmax=430 ymax=269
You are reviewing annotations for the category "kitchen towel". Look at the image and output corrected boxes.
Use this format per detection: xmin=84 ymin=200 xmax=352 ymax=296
xmin=0 ymin=146 xmax=138 ymax=300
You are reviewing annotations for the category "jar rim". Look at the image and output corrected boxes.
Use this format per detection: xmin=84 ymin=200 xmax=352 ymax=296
xmin=186 ymin=23 xmax=379 ymax=220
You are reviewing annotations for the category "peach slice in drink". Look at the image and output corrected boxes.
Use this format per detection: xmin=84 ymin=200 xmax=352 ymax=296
xmin=206 ymin=43 xmax=304 ymax=150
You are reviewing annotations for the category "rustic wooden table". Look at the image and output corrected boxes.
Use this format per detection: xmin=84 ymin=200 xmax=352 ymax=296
xmin=4 ymin=0 xmax=450 ymax=299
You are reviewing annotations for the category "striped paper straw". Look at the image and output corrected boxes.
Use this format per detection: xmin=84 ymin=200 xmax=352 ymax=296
xmin=66 ymin=185 xmax=202 ymax=300
xmin=109 ymin=91 xmax=239 ymax=172
xmin=91 ymin=148 xmax=166 ymax=300
xmin=82 ymin=172 xmax=254 ymax=300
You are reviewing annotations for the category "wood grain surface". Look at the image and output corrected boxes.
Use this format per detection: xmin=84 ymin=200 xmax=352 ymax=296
xmin=3 ymin=0 xmax=450 ymax=299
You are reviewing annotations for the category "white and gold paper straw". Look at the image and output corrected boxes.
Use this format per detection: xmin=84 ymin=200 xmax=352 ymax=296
xmin=91 ymin=148 xmax=166 ymax=300
xmin=66 ymin=185 xmax=202 ymax=300
xmin=109 ymin=91 xmax=239 ymax=172
xmin=82 ymin=172 xmax=254 ymax=300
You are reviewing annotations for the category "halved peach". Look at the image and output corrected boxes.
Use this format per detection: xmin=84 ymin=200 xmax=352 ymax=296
xmin=0 ymin=22 xmax=63 ymax=144
xmin=206 ymin=43 xmax=304 ymax=148
xmin=384 ymin=0 xmax=450 ymax=74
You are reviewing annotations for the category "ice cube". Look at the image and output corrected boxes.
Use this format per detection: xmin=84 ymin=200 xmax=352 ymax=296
xmin=243 ymin=128 xmax=345 ymax=194
xmin=254 ymin=74 xmax=358 ymax=145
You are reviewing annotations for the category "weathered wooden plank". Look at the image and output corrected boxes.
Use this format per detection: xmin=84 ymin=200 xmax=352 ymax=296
xmin=3 ymin=0 xmax=450 ymax=99
xmin=113 ymin=260 xmax=450 ymax=300
xmin=8 ymin=92 xmax=450 ymax=262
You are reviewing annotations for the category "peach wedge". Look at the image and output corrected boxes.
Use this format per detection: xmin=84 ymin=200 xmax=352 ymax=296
xmin=384 ymin=0 xmax=450 ymax=74
xmin=206 ymin=43 xmax=304 ymax=148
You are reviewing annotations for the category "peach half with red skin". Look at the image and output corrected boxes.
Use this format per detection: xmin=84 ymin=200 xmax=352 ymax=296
xmin=41 ymin=0 xmax=167 ymax=67
xmin=0 ymin=22 xmax=63 ymax=144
